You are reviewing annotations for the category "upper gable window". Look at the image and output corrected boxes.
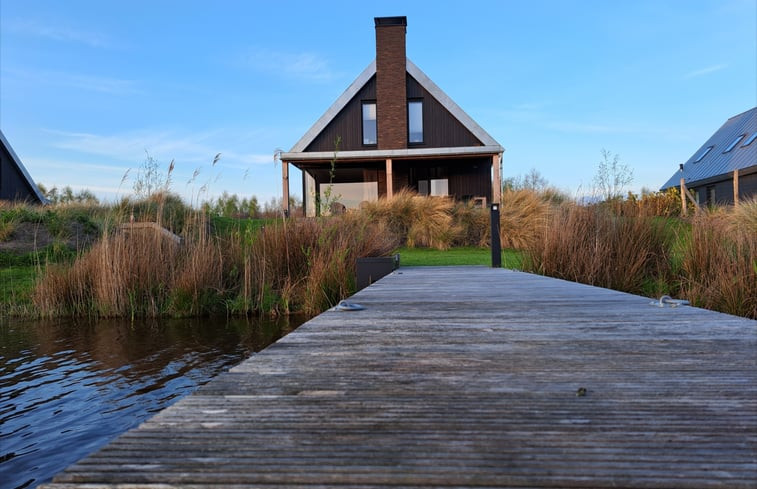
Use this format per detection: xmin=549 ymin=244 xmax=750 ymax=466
xmin=408 ymin=100 xmax=423 ymax=144
xmin=694 ymin=145 xmax=714 ymax=163
xmin=742 ymin=133 xmax=757 ymax=147
xmin=723 ymin=134 xmax=745 ymax=153
xmin=362 ymin=102 xmax=377 ymax=145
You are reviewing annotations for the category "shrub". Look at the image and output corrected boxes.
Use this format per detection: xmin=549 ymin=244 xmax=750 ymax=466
xmin=361 ymin=189 xmax=457 ymax=250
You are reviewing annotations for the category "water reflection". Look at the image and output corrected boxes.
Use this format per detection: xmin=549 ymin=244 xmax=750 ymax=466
xmin=0 ymin=315 xmax=305 ymax=489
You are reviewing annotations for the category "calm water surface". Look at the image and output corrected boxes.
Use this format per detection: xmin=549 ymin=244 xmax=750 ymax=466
xmin=0 ymin=315 xmax=305 ymax=489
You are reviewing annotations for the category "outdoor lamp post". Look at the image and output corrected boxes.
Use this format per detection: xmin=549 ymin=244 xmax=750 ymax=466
xmin=490 ymin=203 xmax=501 ymax=268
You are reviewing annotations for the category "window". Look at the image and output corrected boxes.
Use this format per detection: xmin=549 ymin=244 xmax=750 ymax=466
xmin=723 ymin=134 xmax=745 ymax=153
xmin=320 ymin=182 xmax=378 ymax=211
xmin=742 ymin=133 xmax=757 ymax=147
xmin=694 ymin=145 xmax=713 ymax=163
xmin=362 ymin=102 xmax=377 ymax=145
xmin=408 ymin=100 xmax=423 ymax=143
xmin=417 ymin=179 xmax=448 ymax=196
xmin=706 ymin=185 xmax=716 ymax=206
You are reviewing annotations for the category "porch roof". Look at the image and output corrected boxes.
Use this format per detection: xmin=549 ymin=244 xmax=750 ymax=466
xmin=280 ymin=144 xmax=502 ymax=164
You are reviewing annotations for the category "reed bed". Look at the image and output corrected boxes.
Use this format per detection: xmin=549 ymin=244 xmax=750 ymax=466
xmin=678 ymin=201 xmax=757 ymax=319
xmin=523 ymin=199 xmax=756 ymax=319
xmin=33 ymin=212 xmax=398 ymax=318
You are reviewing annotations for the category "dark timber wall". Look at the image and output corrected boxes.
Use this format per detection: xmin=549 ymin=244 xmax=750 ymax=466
xmin=305 ymin=77 xmax=377 ymax=153
xmin=406 ymin=75 xmax=482 ymax=148
xmin=304 ymin=74 xmax=483 ymax=153
xmin=0 ymin=141 xmax=40 ymax=202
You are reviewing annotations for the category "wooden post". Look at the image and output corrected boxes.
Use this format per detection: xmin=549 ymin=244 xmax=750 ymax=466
xmin=733 ymin=169 xmax=739 ymax=207
xmin=282 ymin=161 xmax=290 ymax=217
xmin=493 ymin=153 xmax=502 ymax=205
xmin=680 ymin=177 xmax=687 ymax=217
xmin=385 ymin=158 xmax=393 ymax=199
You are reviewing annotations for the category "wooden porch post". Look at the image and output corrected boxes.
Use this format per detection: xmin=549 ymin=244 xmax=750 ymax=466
xmin=679 ymin=177 xmax=687 ymax=217
xmin=733 ymin=169 xmax=739 ymax=207
xmin=492 ymin=153 xmax=502 ymax=205
xmin=386 ymin=158 xmax=393 ymax=199
xmin=282 ymin=160 xmax=290 ymax=217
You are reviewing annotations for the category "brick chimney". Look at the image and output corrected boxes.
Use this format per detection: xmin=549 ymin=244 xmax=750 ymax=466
xmin=374 ymin=16 xmax=407 ymax=149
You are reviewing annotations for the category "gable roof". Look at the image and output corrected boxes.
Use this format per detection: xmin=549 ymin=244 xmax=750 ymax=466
xmin=0 ymin=129 xmax=48 ymax=204
xmin=660 ymin=107 xmax=757 ymax=190
xmin=286 ymin=59 xmax=503 ymax=156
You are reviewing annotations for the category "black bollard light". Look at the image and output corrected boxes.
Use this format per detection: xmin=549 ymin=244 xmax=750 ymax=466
xmin=490 ymin=202 xmax=501 ymax=268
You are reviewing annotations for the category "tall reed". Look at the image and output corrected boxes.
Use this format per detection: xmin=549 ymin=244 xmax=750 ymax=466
xmin=33 ymin=210 xmax=399 ymax=318
xmin=678 ymin=203 xmax=757 ymax=318
xmin=525 ymin=204 xmax=671 ymax=295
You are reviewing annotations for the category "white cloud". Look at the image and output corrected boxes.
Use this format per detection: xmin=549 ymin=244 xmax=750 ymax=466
xmin=47 ymin=129 xmax=277 ymax=169
xmin=683 ymin=64 xmax=727 ymax=79
xmin=3 ymin=67 xmax=139 ymax=95
xmin=545 ymin=121 xmax=626 ymax=134
xmin=7 ymin=19 xmax=110 ymax=48
xmin=238 ymin=47 xmax=338 ymax=81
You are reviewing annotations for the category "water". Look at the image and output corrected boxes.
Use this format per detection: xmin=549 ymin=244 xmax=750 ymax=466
xmin=0 ymin=315 xmax=305 ymax=489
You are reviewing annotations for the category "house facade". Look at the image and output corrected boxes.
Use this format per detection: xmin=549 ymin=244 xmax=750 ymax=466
xmin=279 ymin=17 xmax=504 ymax=216
xmin=660 ymin=107 xmax=757 ymax=206
xmin=0 ymin=129 xmax=47 ymax=204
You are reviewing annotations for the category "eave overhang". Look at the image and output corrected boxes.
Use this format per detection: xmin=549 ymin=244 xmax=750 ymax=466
xmin=281 ymin=145 xmax=503 ymax=165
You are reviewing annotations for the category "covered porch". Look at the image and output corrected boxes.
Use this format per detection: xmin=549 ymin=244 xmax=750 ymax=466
xmin=280 ymin=148 xmax=502 ymax=217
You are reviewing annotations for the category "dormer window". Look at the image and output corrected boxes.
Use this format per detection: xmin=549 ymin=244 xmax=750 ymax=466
xmin=362 ymin=101 xmax=377 ymax=145
xmin=694 ymin=145 xmax=714 ymax=163
xmin=723 ymin=134 xmax=745 ymax=153
xmin=408 ymin=100 xmax=423 ymax=143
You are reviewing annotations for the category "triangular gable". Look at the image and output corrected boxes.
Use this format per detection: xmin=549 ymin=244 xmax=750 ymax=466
xmin=0 ymin=129 xmax=48 ymax=204
xmin=289 ymin=59 xmax=502 ymax=153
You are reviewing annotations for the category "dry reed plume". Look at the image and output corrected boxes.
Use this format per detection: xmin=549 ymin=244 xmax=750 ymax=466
xmin=679 ymin=203 xmax=757 ymax=319
xmin=34 ymin=210 xmax=399 ymax=318
xmin=361 ymin=189 xmax=458 ymax=250
xmin=525 ymin=204 xmax=670 ymax=295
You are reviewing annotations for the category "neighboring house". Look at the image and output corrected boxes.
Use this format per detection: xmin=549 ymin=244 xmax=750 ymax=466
xmin=279 ymin=16 xmax=504 ymax=216
xmin=0 ymin=129 xmax=47 ymax=204
xmin=660 ymin=107 xmax=757 ymax=205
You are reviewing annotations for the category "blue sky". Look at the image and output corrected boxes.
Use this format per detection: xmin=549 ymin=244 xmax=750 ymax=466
xmin=1 ymin=0 xmax=755 ymax=204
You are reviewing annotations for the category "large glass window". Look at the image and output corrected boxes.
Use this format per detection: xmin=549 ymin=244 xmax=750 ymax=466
xmin=362 ymin=102 xmax=377 ymax=145
xmin=408 ymin=100 xmax=423 ymax=143
xmin=320 ymin=182 xmax=378 ymax=212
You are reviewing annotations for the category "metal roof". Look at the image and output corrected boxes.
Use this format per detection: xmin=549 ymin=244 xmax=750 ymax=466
xmin=660 ymin=107 xmax=757 ymax=190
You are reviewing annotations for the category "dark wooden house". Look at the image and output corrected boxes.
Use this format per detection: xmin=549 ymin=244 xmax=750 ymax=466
xmin=0 ymin=129 xmax=47 ymax=204
xmin=280 ymin=16 xmax=504 ymax=216
xmin=660 ymin=107 xmax=757 ymax=206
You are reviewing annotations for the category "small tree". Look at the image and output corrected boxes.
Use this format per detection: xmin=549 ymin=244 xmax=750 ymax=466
xmin=593 ymin=149 xmax=633 ymax=201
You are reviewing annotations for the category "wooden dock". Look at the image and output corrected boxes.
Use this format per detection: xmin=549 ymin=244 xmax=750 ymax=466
xmin=43 ymin=266 xmax=757 ymax=488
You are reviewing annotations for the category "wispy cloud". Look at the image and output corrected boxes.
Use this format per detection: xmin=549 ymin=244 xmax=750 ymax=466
xmin=683 ymin=64 xmax=727 ymax=79
xmin=545 ymin=121 xmax=628 ymax=134
xmin=47 ymin=129 xmax=276 ymax=168
xmin=7 ymin=19 xmax=110 ymax=48
xmin=237 ymin=47 xmax=338 ymax=81
xmin=3 ymin=67 xmax=139 ymax=95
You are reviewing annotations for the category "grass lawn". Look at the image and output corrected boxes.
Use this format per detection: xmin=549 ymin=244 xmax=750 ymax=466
xmin=210 ymin=216 xmax=276 ymax=235
xmin=395 ymin=246 xmax=524 ymax=269
xmin=0 ymin=265 xmax=37 ymax=307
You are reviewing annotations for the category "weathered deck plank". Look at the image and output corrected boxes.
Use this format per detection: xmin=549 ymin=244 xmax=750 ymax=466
xmin=43 ymin=267 xmax=757 ymax=488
